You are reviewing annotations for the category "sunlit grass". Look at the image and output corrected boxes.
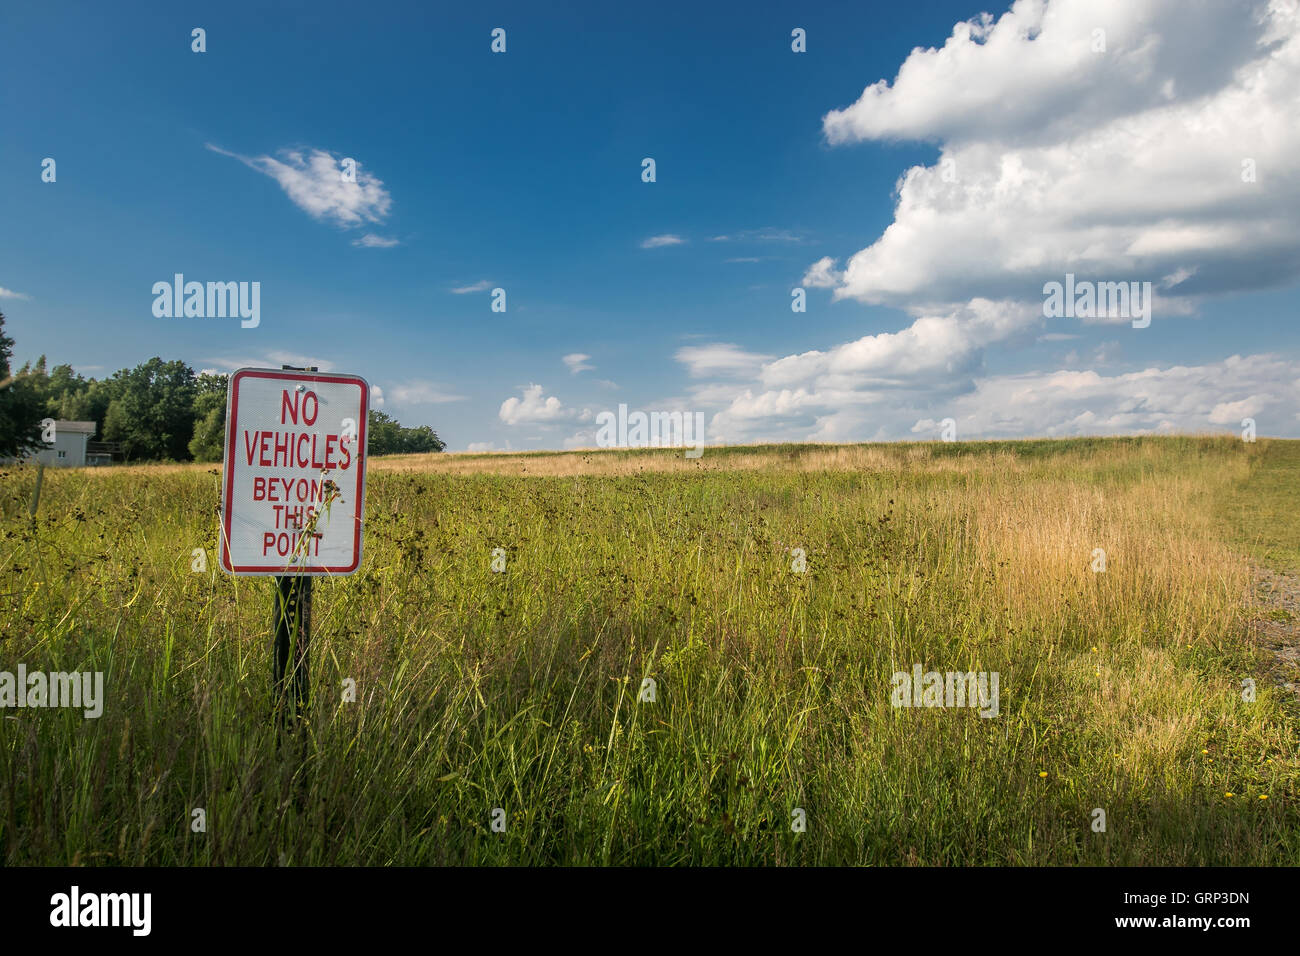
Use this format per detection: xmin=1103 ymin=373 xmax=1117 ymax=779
xmin=0 ymin=436 xmax=1296 ymax=864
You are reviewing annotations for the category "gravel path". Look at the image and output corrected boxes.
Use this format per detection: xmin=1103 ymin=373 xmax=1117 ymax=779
xmin=1252 ymin=567 xmax=1300 ymax=699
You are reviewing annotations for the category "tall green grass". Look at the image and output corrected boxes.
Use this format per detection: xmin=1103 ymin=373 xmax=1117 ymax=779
xmin=1 ymin=436 xmax=1296 ymax=864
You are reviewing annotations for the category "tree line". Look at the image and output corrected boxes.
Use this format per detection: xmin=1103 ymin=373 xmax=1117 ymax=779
xmin=0 ymin=310 xmax=445 ymax=462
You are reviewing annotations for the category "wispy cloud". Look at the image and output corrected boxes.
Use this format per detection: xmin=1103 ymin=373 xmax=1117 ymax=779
xmin=352 ymin=234 xmax=400 ymax=248
xmin=562 ymin=353 xmax=594 ymax=374
xmin=0 ymin=287 xmax=31 ymax=301
xmin=675 ymin=342 xmax=775 ymax=378
xmin=640 ymin=234 xmax=686 ymax=249
xmin=386 ymin=380 xmax=466 ymax=405
xmin=198 ymin=351 xmax=337 ymax=373
xmin=206 ymin=144 xmax=392 ymax=228
xmin=711 ymin=228 xmax=806 ymax=243
xmin=450 ymin=280 xmax=493 ymax=294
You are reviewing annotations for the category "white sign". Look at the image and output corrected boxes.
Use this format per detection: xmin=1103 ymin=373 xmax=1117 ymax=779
xmin=219 ymin=368 xmax=368 ymax=576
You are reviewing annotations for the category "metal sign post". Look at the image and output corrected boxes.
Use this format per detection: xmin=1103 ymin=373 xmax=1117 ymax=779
xmin=219 ymin=364 xmax=369 ymax=728
xmin=273 ymin=574 xmax=311 ymax=727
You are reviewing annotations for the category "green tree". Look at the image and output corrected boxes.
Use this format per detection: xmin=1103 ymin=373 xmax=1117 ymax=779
xmin=188 ymin=373 xmax=228 ymax=462
xmin=43 ymin=363 xmax=91 ymax=420
xmin=102 ymin=358 xmax=198 ymax=461
xmin=367 ymin=409 xmax=446 ymax=456
xmin=0 ymin=311 xmax=46 ymax=458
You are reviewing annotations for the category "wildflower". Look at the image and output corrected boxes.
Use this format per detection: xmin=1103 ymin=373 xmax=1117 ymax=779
xmin=1039 ymin=771 xmax=1048 ymax=778
xmin=1225 ymin=792 xmax=1234 ymax=798
xmin=1259 ymin=794 xmax=1269 ymax=800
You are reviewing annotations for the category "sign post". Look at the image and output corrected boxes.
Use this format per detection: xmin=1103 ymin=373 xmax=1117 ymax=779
xmin=219 ymin=366 xmax=368 ymax=727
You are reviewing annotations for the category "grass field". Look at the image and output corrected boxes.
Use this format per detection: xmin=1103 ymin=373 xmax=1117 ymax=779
xmin=1 ymin=435 xmax=1297 ymax=865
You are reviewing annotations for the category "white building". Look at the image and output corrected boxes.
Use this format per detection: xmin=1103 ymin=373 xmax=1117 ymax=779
xmin=34 ymin=420 xmax=97 ymax=468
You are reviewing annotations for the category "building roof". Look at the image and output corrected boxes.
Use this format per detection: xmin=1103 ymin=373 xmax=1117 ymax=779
xmin=55 ymin=421 xmax=97 ymax=434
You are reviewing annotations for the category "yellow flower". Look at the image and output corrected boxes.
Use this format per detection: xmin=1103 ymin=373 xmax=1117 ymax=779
xmin=1091 ymin=647 xmax=1097 ymax=653
xmin=1225 ymin=792 xmax=1234 ymax=798
xmin=1201 ymin=749 xmax=1209 ymax=755
xmin=1259 ymin=794 xmax=1269 ymax=800
xmin=1039 ymin=771 xmax=1048 ymax=778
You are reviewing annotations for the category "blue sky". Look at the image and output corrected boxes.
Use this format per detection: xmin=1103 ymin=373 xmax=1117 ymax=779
xmin=3 ymin=0 xmax=1299 ymax=450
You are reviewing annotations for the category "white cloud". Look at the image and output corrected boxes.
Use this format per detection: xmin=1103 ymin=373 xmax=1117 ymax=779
xmin=563 ymin=353 xmax=594 ymax=374
xmin=810 ymin=0 xmax=1300 ymax=310
xmin=466 ymin=441 xmax=499 ymax=452
xmin=932 ymin=354 xmax=1300 ymax=439
xmin=498 ymin=384 xmax=571 ymax=425
xmin=450 ymin=280 xmax=493 ymax=294
xmin=707 ymin=354 xmax=1300 ymax=444
xmin=675 ymin=342 xmax=776 ymax=379
xmin=641 ymin=234 xmax=686 ymax=248
xmin=760 ymin=299 xmax=1039 ymax=391
xmin=0 ymin=287 xmax=31 ymax=300
xmin=370 ymin=384 xmax=385 ymax=408
xmin=822 ymin=0 xmax=1267 ymax=148
xmin=386 ymin=380 xmax=465 ymax=405
xmin=802 ymin=256 xmax=842 ymax=289
xmin=207 ymin=144 xmax=392 ymax=228
xmin=676 ymin=0 xmax=1300 ymax=446
xmin=199 ymin=351 xmax=337 ymax=373
xmin=352 ymin=234 xmax=400 ymax=248
xmin=711 ymin=229 xmax=805 ymax=243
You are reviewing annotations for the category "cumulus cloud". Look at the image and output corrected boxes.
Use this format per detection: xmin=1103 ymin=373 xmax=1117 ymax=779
xmin=563 ymin=353 xmax=594 ymax=374
xmin=641 ymin=234 xmax=686 ymax=248
xmin=760 ymin=299 xmax=1039 ymax=391
xmin=811 ymin=0 xmax=1300 ymax=309
xmin=498 ymin=384 xmax=571 ymax=425
xmin=673 ymin=0 xmax=1300 ymax=446
xmin=802 ymin=256 xmax=842 ymax=289
xmin=207 ymin=145 xmax=392 ymax=228
xmin=923 ymin=354 xmax=1300 ymax=439
xmin=708 ymin=353 xmax=1300 ymax=444
xmin=370 ymin=385 xmax=385 ymax=408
